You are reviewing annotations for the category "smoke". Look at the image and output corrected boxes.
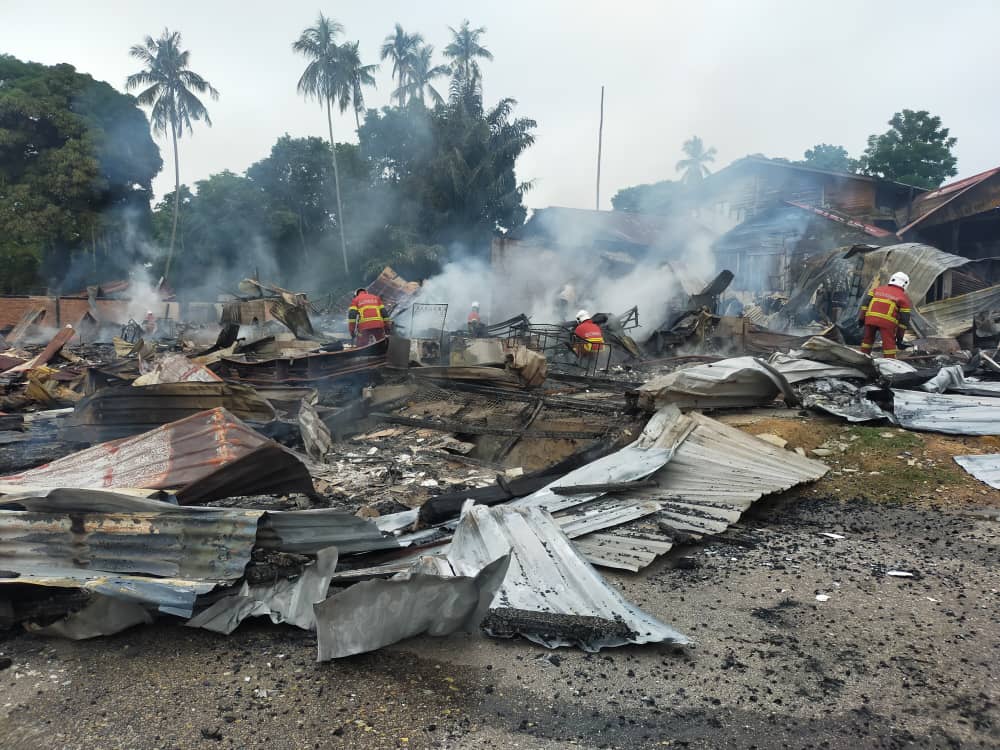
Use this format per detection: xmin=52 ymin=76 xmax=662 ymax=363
xmin=416 ymin=211 xmax=719 ymax=337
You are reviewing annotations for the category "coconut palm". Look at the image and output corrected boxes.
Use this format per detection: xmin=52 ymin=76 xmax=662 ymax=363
xmin=676 ymin=136 xmax=717 ymax=184
xmin=402 ymin=45 xmax=450 ymax=106
xmin=444 ymin=20 xmax=493 ymax=93
xmin=126 ymin=29 xmax=218 ymax=280
xmin=381 ymin=24 xmax=423 ymax=106
xmin=338 ymin=41 xmax=379 ymax=130
xmin=293 ymin=13 xmax=350 ymax=274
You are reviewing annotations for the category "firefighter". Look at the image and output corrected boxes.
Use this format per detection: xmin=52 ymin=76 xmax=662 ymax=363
xmin=858 ymin=272 xmax=912 ymax=359
xmin=348 ymin=287 xmax=389 ymax=345
xmin=467 ymin=301 xmax=482 ymax=335
xmin=142 ymin=311 xmax=157 ymax=336
xmin=573 ymin=310 xmax=604 ymax=358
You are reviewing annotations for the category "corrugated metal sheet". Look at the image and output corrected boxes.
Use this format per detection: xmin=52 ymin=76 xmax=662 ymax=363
xmin=917 ymin=284 xmax=1000 ymax=337
xmin=62 ymin=383 xmax=277 ymax=442
xmin=0 ymin=408 xmax=314 ymax=504
xmin=571 ymin=412 xmax=828 ymax=570
xmin=0 ymin=570 xmax=217 ymax=618
xmin=859 ymin=243 xmax=971 ymax=304
xmin=899 ymin=166 xmax=1000 ymax=235
xmin=448 ymin=504 xmax=691 ymax=650
xmin=892 ymin=390 xmax=1000 ymax=435
xmin=257 ymin=509 xmax=399 ymax=554
xmin=0 ymin=507 xmax=260 ymax=581
xmin=570 ymin=531 xmax=675 ymax=572
xmin=953 ymin=454 xmax=1000 ymax=489
xmin=636 ymin=357 xmax=796 ymax=411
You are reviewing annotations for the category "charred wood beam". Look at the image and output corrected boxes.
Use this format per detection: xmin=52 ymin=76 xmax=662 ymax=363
xmin=370 ymin=412 xmax=606 ymax=439
xmin=492 ymin=398 xmax=544 ymax=463
xmin=551 ymin=479 xmax=660 ymax=495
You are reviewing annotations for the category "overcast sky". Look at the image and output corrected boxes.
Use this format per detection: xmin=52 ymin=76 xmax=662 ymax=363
xmin=3 ymin=1 xmax=998 ymax=209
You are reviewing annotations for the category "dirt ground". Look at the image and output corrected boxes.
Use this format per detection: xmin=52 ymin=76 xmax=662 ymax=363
xmin=0 ymin=420 xmax=998 ymax=749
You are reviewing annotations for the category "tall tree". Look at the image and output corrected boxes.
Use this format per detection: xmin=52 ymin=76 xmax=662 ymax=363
xmin=857 ymin=110 xmax=958 ymax=189
xmin=444 ymin=20 xmax=493 ymax=94
xmin=293 ymin=13 xmax=350 ymax=275
xmin=798 ymin=143 xmax=857 ymax=173
xmin=676 ymin=136 xmax=716 ymax=184
xmin=338 ymin=41 xmax=379 ymax=130
xmin=405 ymin=45 xmax=450 ymax=106
xmin=381 ymin=24 xmax=423 ymax=106
xmin=0 ymin=55 xmax=162 ymax=291
xmin=126 ymin=29 xmax=217 ymax=281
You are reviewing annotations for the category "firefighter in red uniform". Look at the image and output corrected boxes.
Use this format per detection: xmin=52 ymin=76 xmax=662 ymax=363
xmin=858 ymin=272 xmax=912 ymax=359
xmin=467 ymin=301 xmax=482 ymax=335
xmin=572 ymin=310 xmax=605 ymax=359
xmin=348 ymin=287 xmax=389 ymax=345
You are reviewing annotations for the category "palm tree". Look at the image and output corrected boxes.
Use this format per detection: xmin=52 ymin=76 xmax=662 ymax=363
xmin=293 ymin=13 xmax=350 ymax=275
xmin=676 ymin=136 xmax=717 ymax=184
xmin=381 ymin=24 xmax=423 ymax=106
xmin=338 ymin=41 xmax=379 ymax=130
xmin=126 ymin=29 xmax=218 ymax=281
xmin=403 ymin=46 xmax=450 ymax=106
xmin=444 ymin=20 xmax=493 ymax=93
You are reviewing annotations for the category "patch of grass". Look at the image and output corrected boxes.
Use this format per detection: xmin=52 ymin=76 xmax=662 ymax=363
xmin=841 ymin=426 xmax=921 ymax=453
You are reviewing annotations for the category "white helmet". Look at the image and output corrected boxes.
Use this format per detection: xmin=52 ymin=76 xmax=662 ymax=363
xmin=471 ymin=301 xmax=480 ymax=308
xmin=888 ymin=272 xmax=910 ymax=290
xmin=575 ymin=310 xmax=590 ymax=323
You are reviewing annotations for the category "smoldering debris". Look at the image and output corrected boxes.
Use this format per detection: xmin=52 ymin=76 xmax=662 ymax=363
xmin=1 ymin=231 xmax=999 ymax=667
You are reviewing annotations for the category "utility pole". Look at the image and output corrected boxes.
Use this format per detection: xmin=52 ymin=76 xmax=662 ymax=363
xmin=596 ymin=85 xmax=605 ymax=211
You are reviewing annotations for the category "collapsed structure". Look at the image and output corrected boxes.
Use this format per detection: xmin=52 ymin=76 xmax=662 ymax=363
xmin=1 ymin=158 xmax=999 ymax=660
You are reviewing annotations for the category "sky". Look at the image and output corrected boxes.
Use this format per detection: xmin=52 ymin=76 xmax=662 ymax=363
xmin=3 ymin=0 xmax=998 ymax=210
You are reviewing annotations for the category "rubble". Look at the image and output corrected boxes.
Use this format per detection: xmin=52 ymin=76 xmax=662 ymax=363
xmin=1 ymin=253 xmax=998 ymax=673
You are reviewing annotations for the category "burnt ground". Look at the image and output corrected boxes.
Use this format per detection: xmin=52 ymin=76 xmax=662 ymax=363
xmin=0 ymin=490 xmax=997 ymax=749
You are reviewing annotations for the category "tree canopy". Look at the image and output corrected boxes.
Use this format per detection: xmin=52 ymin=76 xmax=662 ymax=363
xmin=858 ymin=109 xmax=958 ymax=189
xmin=0 ymin=54 xmax=162 ymax=292
xmin=798 ymin=143 xmax=857 ymax=173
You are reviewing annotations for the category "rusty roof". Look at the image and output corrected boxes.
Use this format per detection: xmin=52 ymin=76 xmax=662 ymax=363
xmin=0 ymin=407 xmax=314 ymax=504
xmin=898 ymin=166 xmax=1000 ymax=235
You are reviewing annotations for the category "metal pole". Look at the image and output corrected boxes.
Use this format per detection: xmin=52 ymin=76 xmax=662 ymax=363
xmin=596 ymin=86 xmax=605 ymax=211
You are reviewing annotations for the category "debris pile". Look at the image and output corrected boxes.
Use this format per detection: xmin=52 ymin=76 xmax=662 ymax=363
xmin=1 ymin=255 xmax=998 ymax=664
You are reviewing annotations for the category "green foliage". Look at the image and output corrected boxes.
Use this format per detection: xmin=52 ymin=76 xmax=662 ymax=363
xmin=858 ymin=110 xmax=958 ymax=189
xmin=0 ymin=54 xmax=162 ymax=291
xmin=444 ymin=20 xmax=493 ymax=97
xmin=798 ymin=143 xmax=858 ymax=173
xmin=676 ymin=135 xmax=716 ymax=184
xmin=611 ymin=180 xmax=680 ymax=214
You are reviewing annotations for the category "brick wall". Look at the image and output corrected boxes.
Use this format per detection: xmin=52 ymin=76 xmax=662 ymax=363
xmin=0 ymin=296 xmax=184 ymax=331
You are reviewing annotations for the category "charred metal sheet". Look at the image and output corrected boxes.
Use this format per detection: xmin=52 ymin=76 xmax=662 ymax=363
xmin=214 ymin=337 xmax=388 ymax=385
xmin=62 ymin=383 xmax=276 ymax=442
xmin=0 ymin=507 xmax=259 ymax=581
xmin=315 ymin=554 xmax=510 ymax=660
xmin=798 ymin=379 xmax=893 ymax=422
xmin=187 ymin=547 xmax=337 ymax=634
xmin=892 ymin=390 xmax=1000 ymax=435
xmin=0 ymin=571 xmax=217 ymax=618
xmin=918 ymin=285 xmax=1000 ymax=338
xmin=448 ymin=504 xmax=691 ymax=650
xmin=953 ymin=454 xmax=1000 ymax=490
xmin=27 ymin=594 xmax=154 ymax=640
xmin=920 ymin=366 xmax=1000 ymax=397
xmin=858 ymin=243 xmax=972 ymax=306
xmin=0 ymin=407 xmax=314 ymax=504
xmin=256 ymin=509 xmax=399 ymax=554
xmin=555 ymin=498 xmax=663 ymax=538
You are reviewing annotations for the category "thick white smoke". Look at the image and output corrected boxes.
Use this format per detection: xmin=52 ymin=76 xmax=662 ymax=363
xmin=416 ymin=212 xmax=719 ymax=337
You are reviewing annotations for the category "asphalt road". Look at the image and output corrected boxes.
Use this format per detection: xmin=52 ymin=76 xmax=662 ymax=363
xmin=1 ymin=494 xmax=997 ymax=749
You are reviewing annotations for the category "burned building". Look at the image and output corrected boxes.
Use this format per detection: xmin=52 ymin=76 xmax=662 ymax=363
xmin=897 ymin=165 xmax=1000 ymax=265
xmin=690 ymin=158 xmax=922 ymax=294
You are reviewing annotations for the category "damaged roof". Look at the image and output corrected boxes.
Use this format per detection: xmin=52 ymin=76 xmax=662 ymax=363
xmin=899 ymin=165 xmax=1000 ymax=235
xmin=0 ymin=407 xmax=314 ymax=504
